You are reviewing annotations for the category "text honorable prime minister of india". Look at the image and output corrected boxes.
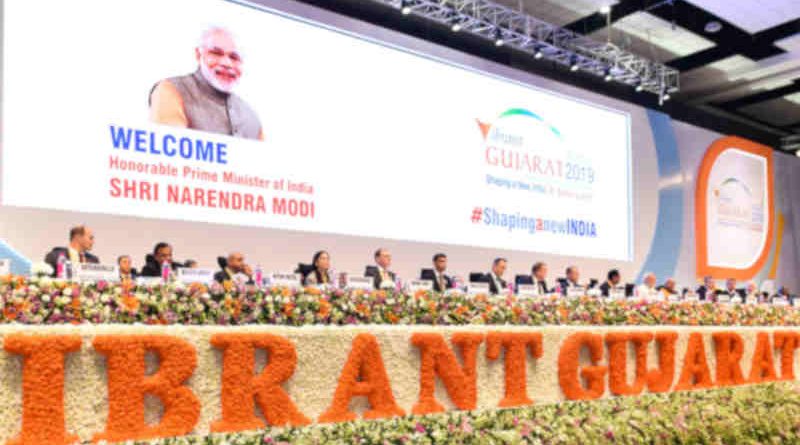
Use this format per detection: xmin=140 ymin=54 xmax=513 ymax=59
xmin=148 ymin=26 xmax=264 ymax=140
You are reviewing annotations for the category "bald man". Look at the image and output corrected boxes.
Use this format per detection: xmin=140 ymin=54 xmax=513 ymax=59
xmin=659 ymin=278 xmax=679 ymax=299
xmin=214 ymin=252 xmax=253 ymax=283
xmin=149 ymin=26 xmax=264 ymax=140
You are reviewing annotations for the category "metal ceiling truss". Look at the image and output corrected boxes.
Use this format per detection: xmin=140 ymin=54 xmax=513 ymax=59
xmin=386 ymin=0 xmax=680 ymax=101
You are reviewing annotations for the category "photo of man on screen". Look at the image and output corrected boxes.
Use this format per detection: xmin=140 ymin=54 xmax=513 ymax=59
xmin=148 ymin=26 xmax=264 ymax=140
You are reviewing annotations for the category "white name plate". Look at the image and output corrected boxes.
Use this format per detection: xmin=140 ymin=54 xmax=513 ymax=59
xmin=346 ymin=275 xmax=374 ymax=290
xmin=0 ymin=259 xmax=10 ymax=276
xmin=136 ymin=277 xmax=163 ymax=286
xmin=177 ymin=268 xmax=215 ymax=284
xmin=379 ymin=279 xmax=397 ymax=289
xmin=609 ymin=288 xmax=626 ymax=300
xmin=587 ymin=288 xmax=602 ymax=298
xmin=567 ymin=287 xmax=585 ymax=298
xmin=408 ymin=279 xmax=433 ymax=292
xmin=638 ymin=290 xmax=661 ymax=302
xmin=467 ymin=282 xmax=490 ymax=295
xmin=75 ymin=263 xmax=119 ymax=282
xmin=517 ymin=284 xmax=539 ymax=297
xmin=268 ymin=272 xmax=302 ymax=288
xmin=774 ymin=297 xmax=789 ymax=307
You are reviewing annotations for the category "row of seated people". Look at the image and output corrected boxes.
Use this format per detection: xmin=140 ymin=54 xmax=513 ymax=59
xmin=44 ymin=226 xmax=193 ymax=279
xmin=295 ymin=251 xmax=782 ymax=302
xmin=44 ymin=226 xmax=791 ymax=301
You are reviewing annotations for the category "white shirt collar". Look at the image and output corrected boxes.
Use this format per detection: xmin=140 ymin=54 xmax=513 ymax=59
xmin=491 ymin=273 xmax=503 ymax=286
xmin=67 ymin=246 xmax=81 ymax=263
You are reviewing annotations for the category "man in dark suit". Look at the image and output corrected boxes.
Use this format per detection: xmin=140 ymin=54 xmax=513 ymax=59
xmin=214 ymin=252 xmax=253 ymax=283
xmin=366 ymin=248 xmax=397 ymax=289
xmin=720 ymin=278 xmax=740 ymax=299
xmin=776 ymin=286 xmax=794 ymax=303
xmin=421 ymin=253 xmax=453 ymax=293
xmin=488 ymin=258 xmax=508 ymax=295
xmin=561 ymin=265 xmax=582 ymax=295
xmin=141 ymin=242 xmax=184 ymax=277
xmin=44 ymin=225 xmax=100 ymax=276
xmin=695 ymin=276 xmax=717 ymax=302
xmin=599 ymin=269 xmax=622 ymax=297
xmin=531 ymin=262 xmax=550 ymax=295
xmin=117 ymin=255 xmax=138 ymax=281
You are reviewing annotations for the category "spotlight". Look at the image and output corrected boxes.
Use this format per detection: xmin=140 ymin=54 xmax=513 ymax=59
xmin=635 ymin=83 xmax=644 ymax=92
xmin=449 ymin=10 xmax=462 ymax=32
xmin=570 ymin=58 xmax=580 ymax=72
xmin=796 ymin=149 xmax=800 ymax=158
xmin=493 ymin=29 xmax=504 ymax=47
xmin=534 ymin=49 xmax=544 ymax=59
xmin=604 ymin=70 xmax=613 ymax=82
xmin=599 ymin=4 xmax=612 ymax=14
xmin=658 ymin=88 xmax=670 ymax=106
xmin=400 ymin=0 xmax=411 ymax=15
xmin=704 ymin=21 xmax=723 ymax=33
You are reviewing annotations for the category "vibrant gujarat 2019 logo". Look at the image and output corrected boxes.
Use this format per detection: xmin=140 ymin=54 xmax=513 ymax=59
xmin=476 ymin=108 xmax=563 ymax=143
xmin=712 ymin=177 xmax=765 ymax=232
xmin=476 ymin=108 xmax=566 ymax=178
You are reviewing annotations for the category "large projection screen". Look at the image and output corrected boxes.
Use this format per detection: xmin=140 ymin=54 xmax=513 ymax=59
xmin=2 ymin=0 xmax=632 ymax=261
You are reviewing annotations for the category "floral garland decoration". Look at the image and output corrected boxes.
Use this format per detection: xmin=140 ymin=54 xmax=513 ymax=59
xmin=109 ymin=382 xmax=800 ymax=444
xmin=2 ymin=276 xmax=800 ymax=327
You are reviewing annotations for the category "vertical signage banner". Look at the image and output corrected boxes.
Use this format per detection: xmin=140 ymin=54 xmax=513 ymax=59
xmin=695 ymin=136 xmax=774 ymax=279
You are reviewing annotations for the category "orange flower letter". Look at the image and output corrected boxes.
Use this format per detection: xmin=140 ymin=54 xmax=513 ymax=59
xmin=749 ymin=332 xmax=777 ymax=383
xmin=712 ymin=332 xmax=746 ymax=387
xmin=92 ymin=335 xmax=201 ymax=442
xmin=675 ymin=333 xmax=714 ymax=390
xmin=774 ymin=331 xmax=800 ymax=381
xmin=210 ymin=333 xmax=310 ymax=432
xmin=485 ymin=332 xmax=543 ymax=407
xmin=646 ymin=331 xmax=678 ymax=393
xmin=411 ymin=332 xmax=484 ymax=414
xmin=605 ymin=332 xmax=653 ymax=396
xmin=558 ymin=332 xmax=607 ymax=400
xmin=4 ymin=334 xmax=82 ymax=445
xmin=319 ymin=333 xmax=405 ymax=422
